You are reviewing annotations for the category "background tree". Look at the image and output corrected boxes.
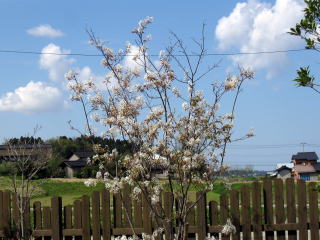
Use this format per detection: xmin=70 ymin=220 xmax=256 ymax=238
xmin=4 ymin=127 xmax=50 ymax=240
xmin=67 ymin=17 xmax=254 ymax=239
xmin=290 ymin=0 xmax=320 ymax=93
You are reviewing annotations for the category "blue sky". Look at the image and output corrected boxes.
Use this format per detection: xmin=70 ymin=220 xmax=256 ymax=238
xmin=1 ymin=0 xmax=319 ymax=170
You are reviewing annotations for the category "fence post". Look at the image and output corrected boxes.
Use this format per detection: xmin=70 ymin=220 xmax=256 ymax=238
xmin=220 ymin=194 xmax=230 ymax=240
xmin=92 ymin=191 xmax=101 ymax=240
xmin=196 ymin=191 xmax=207 ymax=240
xmin=64 ymin=205 xmax=73 ymax=240
xmin=274 ymin=179 xmax=285 ymax=240
xmin=241 ymin=185 xmax=251 ymax=240
xmin=82 ymin=195 xmax=91 ymax=240
xmin=252 ymin=181 xmax=262 ymax=240
xmin=33 ymin=201 xmax=42 ymax=240
xmin=142 ymin=193 xmax=152 ymax=235
xmin=51 ymin=196 xmax=62 ymax=240
xmin=297 ymin=180 xmax=308 ymax=240
xmin=308 ymin=182 xmax=319 ymax=240
xmin=164 ymin=192 xmax=173 ymax=240
xmin=263 ymin=179 xmax=274 ymax=240
xmin=101 ymin=189 xmax=111 ymax=240
xmin=230 ymin=190 xmax=240 ymax=240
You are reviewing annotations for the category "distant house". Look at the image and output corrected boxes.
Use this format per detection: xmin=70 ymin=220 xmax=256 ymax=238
xmin=275 ymin=165 xmax=292 ymax=179
xmin=268 ymin=163 xmax=293 ymax=179
xmin=63 ymin=152 xmax=93 ymax=178
xmin=0 ymin=144 xmax=52 ymax=162
xmin=291 ymin=152 xmax=320 ymax=181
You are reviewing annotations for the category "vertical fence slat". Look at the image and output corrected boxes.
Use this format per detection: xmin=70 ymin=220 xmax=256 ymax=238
xmin=101 ymin=189 xmax=111 ymax=240
xmin=92 ymin=191 xmax=101 ymax=240
xmin=74 ymin=200 xmax=82 ymax=240
xmin=142 ymin=193 xmax=152 ymax=235
xmin=164 ymin=192 xmax=173 ymax=240
xmin=252 ymin=181 xmax=262 ymax=240
xmin=82 ymin=195 xmax=91 ymax=240
xmin=11 ymin=193 xmax=19 ymax=231
xmin=113 ymin=193 xmax=122 ymax=228
xmin=241 ymin=185 xmax=251 ymax=240
xmin=64 ymin=205 xmax=73 ymax=240
xmin=51 ymin=196 xmax=62 ymax=240
xmin=196 ymin=192 xmax=207 ymax=240
xmin=33 ymin=201 xmax=42 ymax=240
xmin=133 ymin=196 xmax=142 ymax=228
xmin=297 ymin=180 xmax=308 ymax=240
xmin=230 ymin=190 xmax=240 ymax=240
xmin=2 ymin=192 xmax=11 ymax=236
xmin=122 ymin=185 xmax=132 ymax=228
xmin=187 ymin=202 xmax=195 ymax=226
xmin=220 ymin=194 xmax=230 ymax=240
xmin=274 ymin=179 xmax=285 ymax=240
xmin=286 ymin=178 xmax=297 ymax=240
xmin=43 ymin=206 xmax=51 ymax=240
xmin=308 ymin=182 xmax=319 ymax=240
xmin=263 ymin=179 xmax=274 ymax=240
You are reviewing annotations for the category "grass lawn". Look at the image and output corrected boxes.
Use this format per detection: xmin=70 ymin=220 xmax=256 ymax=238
xmin=0 ymin=176 xmax=257 ymax=206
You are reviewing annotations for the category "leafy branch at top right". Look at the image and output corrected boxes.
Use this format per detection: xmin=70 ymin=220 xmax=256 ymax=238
xmin=289 ymin=0 xmax=320 ymax=94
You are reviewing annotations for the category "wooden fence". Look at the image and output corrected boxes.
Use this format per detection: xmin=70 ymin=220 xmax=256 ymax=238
xmin=0 ymin=178 xmax=319 ymax=240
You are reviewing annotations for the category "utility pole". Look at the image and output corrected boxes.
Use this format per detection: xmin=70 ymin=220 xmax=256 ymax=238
xmin=300 ymin=142 xmax=307 ymax=152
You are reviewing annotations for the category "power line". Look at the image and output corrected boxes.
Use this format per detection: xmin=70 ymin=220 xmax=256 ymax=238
xmin=0 ymin=48 xmax=314 ymax=58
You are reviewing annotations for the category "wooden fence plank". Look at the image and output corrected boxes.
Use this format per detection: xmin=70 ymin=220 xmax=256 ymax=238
xmin=64 ymin=205 xmax=72 ymax=240
xmin=51 ymin=196 xmax=62 ymax=240
xmin=73 ymin=200 xmax=82 ymax=240
xmin=220 ymin=194 xmax=230 ymax=240
xmin=43 ymin=206 xmax=52 ymax=240
xmin=297 ymin=180 xmax=308 ymax=240
xmin=0 ymin=191 xmax=3 ymax=234
xmin=142 ymin=193 xmax=152 ymax=235
xmin=101 ymin=189 xmax=111 ymax=240
xmin=82 ymin=195 xmax=90 ymax=240
xmin=274 ymin=179 xmax=285 ymax=240
xmin=252 ymin=181 xmax=262 ymax=240
xmin=196 ymin=192 xmax=207 ymax=240
xmin=33 ymin=201 xmax=42 ymax=240
xmin=92 ymin=191 xmax=101 ymax=240
xmin=241 ymin=185 xmax=251 ymax=240
xmin=2 ymin=192 xmax=11 ymax=237
xmin=164 ymin=192 xmax=173 ymax=240
xmin=113 ymin=193 xmax=122 ymax=228
xmin=286 ymin=178 xmax=297 ymax=240
xmin=230 ymin=190 xmax=240 ymax=240
xmin=123 ymin=185 xmax=132 ymax=228
xmin=308 ymin=182 xmax=319 ymax=240
xmin=133 ymin=196 xmax=142 ymax=228
xmin=11 ymin=193 xmax=19 ymax=231
xmin=263 ymin=179 xmax=274 ymax=240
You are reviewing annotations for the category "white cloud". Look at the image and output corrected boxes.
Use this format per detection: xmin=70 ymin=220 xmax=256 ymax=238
xmin=215 ymin=0 xmax=305 ymax=77
xmin=0 ymin=81 xmax=66 ymax=113
xmin=27 ymin=24 xmax=64 ymax=38
xmin=39 ymin=43 xmax=75 ymax=82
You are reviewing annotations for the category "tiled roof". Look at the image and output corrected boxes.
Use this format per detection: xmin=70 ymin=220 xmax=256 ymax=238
xmin=291 ymin=152 xmax=318 ymax=161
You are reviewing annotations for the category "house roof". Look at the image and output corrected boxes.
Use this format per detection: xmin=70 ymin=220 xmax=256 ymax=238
xmin=73 ymin=152 xmax=93 ymax=158
xmin=291 ymin=152 xmax=318 ymax=161
xmin=63 ymin=160 xmax=87 ymax=168
xmin=276 ymin=163 xmax=293 ymax=169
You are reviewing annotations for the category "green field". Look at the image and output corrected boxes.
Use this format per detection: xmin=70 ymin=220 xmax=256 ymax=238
xmin=0 ymin=176 xmax=256 ymax=206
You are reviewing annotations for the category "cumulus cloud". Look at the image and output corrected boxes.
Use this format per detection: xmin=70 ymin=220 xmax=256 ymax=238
xmin=39 ymin=43 xmax=75 ymax=82
xmin=0 ymin=81 xmax=66 ymax=113
xmin=215 ymin=0 xmax=305 ymax=77
xmin=27 ymin=24 xmax=64 ymax=38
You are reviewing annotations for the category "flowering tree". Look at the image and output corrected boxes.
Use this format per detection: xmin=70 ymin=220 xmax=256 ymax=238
xmin=67 ymin=17 xmax=254 ymax=240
